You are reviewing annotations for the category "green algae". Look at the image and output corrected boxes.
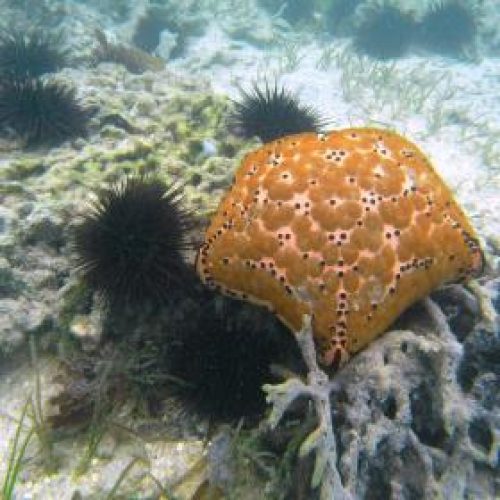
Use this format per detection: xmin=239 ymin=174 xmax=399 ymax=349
xmin=214 ymin=419 xmax=316 ymax=499
xmin=3 ymin=159 xmax=48 ymax=181
xmin=0 ymin=182 xmax=27 ymax=196
xmin=0 ymin=85 xmax=250 ymax=222
xmin=2 ymin=400 xmax=35 ymax=500
xmin=99 ymin=125 xmax=129 ymax=140
xmin=101 ymin=139 xmax=154 ymax=163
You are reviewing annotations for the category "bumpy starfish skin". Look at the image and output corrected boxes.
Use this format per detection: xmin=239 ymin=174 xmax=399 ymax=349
xmin=196 ymin=128 xmax=483 ymax=367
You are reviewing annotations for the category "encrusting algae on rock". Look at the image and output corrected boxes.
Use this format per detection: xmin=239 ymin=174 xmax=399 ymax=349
xmin=196 ymin=127 xmax=484 ymax=369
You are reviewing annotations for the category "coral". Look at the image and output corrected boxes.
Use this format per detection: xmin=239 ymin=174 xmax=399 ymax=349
xmin=230 ymin=82 xmax=325 ymax=143
xmin=196 ymin=127 xmax=483 ymax=368
xmin=264 ymin=315 xmax=348 ymax=498
xmin=458 ymin=325 xmax=500 ymax=398
xmin=73 ymin=177 xmax=195 ymax=309
xmin=93 ymin=30 xmax=164 ymax=74
xmin=0 ymin=28 xmax=67 ymax=79
xmin=332 ymin=294 xmax=498 ymax=498
xmin=418 ymin=1 xmax=477 ymax=57
xmin=21 ymin=206 xmax=66 ymax=249
xmin=0 ymin=77 xmax=93 ymax=146
xmin=352 ymin=3 xmax=416 ymax=60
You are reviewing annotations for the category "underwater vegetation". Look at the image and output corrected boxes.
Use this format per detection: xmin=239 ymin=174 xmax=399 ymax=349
xmin=50 ymin=289 xmax=301 ymax=427
xmin=231 ymin=81 xmax=325 ymax=143
xmin=73 ymin=176 xmax=195 ymax=309
xmin=0 ymin=77 xmax=93 ymax=146
xmin=0 ymin=28 xmax=67 ymax=79
xmin=418 ymin=1 xmax=477 ymax=57
xmin=49 ymin=345 xmax=128 ymax=431
xmin=2 ymin=401 xmax=35 ymax=500
xmin=352 ymin=3 xmax=416 ymax=60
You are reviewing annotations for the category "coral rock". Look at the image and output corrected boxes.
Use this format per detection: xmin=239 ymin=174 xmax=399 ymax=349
xmin=196 ymin=128 xmax=483 ymax=367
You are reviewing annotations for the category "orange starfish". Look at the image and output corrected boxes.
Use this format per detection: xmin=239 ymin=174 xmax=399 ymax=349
xmin=196 ymin=127 xmax=484 ymax=496
xmin=196 ymin=127 xmax=483 ymax=367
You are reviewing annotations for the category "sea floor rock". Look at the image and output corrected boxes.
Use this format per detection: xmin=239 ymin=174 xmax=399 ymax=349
xmin=330 ymin=294 xmax=499 ymax=499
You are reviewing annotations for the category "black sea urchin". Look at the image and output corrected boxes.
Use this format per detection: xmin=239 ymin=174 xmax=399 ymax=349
xmin=353 ymin=4 xmax=416 ymax=60
xmin=418 ymin=2 xmax=477 ymax=57
xmin=165 ymin=298 xmax=300 ymax=422
xmin=0 ymin=78 xmax=93 ymax=146
xmin=230 ymin=81 xmax=325 ymax=143
xmin=0 ymin=29 xmax=67 ymax=79
xmin=73 ymin=177 xmax=195 ymax=308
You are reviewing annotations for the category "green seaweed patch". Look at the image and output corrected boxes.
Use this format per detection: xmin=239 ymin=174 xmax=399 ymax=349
xmin=225 ymin=414 xmax=319 ymax=498
xmin=165 ymin=92 xmax=232 ymax=140
xmin=99 ymin=125 xmax=129 ymax=140
xmin=163 ymin=114 xmax=191 ymax=141
xmin=100 ymin=158 xmax=162 ymax=182
xmin=3 ymin=158 xmax=49 ymax=180
xmin=100 ymin=139 xmax=153 ymax=163
xmin=0 ymin=181 xmax=27 ymax=196
xmin=74 ymin=159 xmax=103 ymax=174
